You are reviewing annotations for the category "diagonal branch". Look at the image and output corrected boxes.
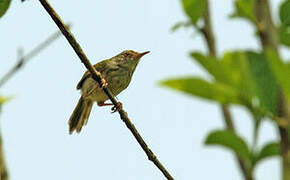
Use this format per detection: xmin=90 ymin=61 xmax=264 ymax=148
xmin=0 ymin=25 xmax=70 ymax=88
xmin=199 ymin=1 xmax=253 ymax=180
xmin=37 ymin=0 xmax=174 ymax=179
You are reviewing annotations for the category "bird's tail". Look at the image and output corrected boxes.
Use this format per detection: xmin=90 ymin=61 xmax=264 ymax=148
xmin=68 ymin=97 xmax=93 ymax=134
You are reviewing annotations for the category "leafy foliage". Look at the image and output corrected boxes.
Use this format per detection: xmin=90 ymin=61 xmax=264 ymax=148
xmin=161 ymin=50 xmax=280 ymax=117
xmin=0 ymin=0 xmax=11 ymax=18
xmin=253 ymin=142 xmax=280 ymax=166
xmin=171 ymin=21 xmax=192 ymax=32
xmin=0 ymin=95 xmax=11 ymax=113
xmin=221 ymin=51 xmax=257 ymax=103
xmin=245 ymin=52 xmax=279 ymax=115
xmin=190 ymin=52 xmax=234 ymax=85
xmin=165 ymin=0 xmax=288 ymax=177
xmin=230 ymin=0 xmax=255 ymax=23
xmin=205 ymin=129 xmax=251 ymax=163
xmin=278 ymin=25 xmax=290 ymax=47
xmin=181 ymin=0 xmax=206 ymax=25
xmin=280 ymin=0 xmax=290 ymax=26
xmin=160 ymin=77 xmax=241 ymax=104
xmin=0 ymin=96 xmax=10 ymax=105
xmin=265 ymin=50 xmax=290 ymax=102
xmin=205 ymin=132 xmax=280 ymax=169
xmin=279 ymin=0 xmax=290 ymax=47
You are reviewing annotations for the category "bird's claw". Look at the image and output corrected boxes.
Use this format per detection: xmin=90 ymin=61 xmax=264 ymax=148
xmin=111 ymin=102 xmax=123 ymax=113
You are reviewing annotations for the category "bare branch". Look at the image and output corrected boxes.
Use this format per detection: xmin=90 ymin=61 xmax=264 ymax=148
xmin=0 ymin=25 xmax=70 ymax=88
xmin=37 ymin=0 xmax=174 ymax=179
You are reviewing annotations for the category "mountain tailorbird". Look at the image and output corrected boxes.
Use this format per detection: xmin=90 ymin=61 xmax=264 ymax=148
xmin=68 ymin=50 xmax=150 ymax=134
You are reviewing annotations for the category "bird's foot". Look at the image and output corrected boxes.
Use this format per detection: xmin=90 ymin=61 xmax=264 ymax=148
xmin=111 ymin=102 xmax=123 ymax=113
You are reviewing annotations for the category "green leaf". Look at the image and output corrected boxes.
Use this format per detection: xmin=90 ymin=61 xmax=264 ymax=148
xmin=221 ymin=51 xmax=280 ymax=116
xmin=0 ymin=96 xmax=7 ymax=105
xmin=245 ymin=52 xmax=279 ymax=116
xmin=280 ymin=0 xmax=290 ymax=26
xmin=190 ymin=52 xmax=234 ymax=85
xmin=253 ymin=142 xmax=280 ymax=166
xmin=230 ymin=0 xmax=255 ymax=23
xmin=0 ymin=95 xmax=12 ymax=113
xmin=181 ymin=0 xmax=206 ymax=25
xmin=221 ymin=51 xmax=257 ymax=104
xmin=278 ymin=25 xmax=290 ymax=47
xmin=171 ymin=21 xmax=192 ymax=32
xmin=265 ymin=49 xmax=290 ymax=102
xmin=0 ymin=0 xmax=11 ymax=18
xmin=279 ymin=0 xmax=290 ymax=46
xmin=205 ymin=129 xmax=251 ymax=162
xmin=159 ymin=77 xmax=241 ymax=104
xmin=190 ymin=50 xmax=280 ymax=116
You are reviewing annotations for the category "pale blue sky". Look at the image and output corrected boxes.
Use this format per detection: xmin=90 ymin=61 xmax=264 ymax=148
xmin=0 ymin=0 xmax=286 ymax=179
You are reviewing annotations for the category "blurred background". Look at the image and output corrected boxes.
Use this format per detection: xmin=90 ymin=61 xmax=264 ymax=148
xmin=0 ymin=0 xmax=288 ymax=179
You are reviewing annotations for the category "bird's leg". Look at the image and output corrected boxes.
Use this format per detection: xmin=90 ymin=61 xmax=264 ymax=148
xmin=97 ymin=102 xmax=114 ymax=106
xmin=111 ymin=102 xmax=123 ymax=113
xmin=97 ymin=102 xmax=123 ymax=113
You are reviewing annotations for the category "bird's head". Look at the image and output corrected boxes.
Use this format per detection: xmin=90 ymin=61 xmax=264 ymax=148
xmin=115 ymin=50 xmax=150 ymax=62
xmin=111 ymin=50 xmax=150 ymax=73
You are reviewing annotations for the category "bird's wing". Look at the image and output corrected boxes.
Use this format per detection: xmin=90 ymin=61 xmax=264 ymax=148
xmin=76 ymin=60 xmax=109 ymax=90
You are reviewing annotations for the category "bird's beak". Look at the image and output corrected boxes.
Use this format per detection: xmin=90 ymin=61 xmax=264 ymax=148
xmin=137 ymin=51 xmax=150 ymax=59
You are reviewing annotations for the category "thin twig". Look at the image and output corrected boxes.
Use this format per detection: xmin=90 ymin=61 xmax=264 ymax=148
xmin=0 ymin=24 xmax=71 ymax=88
xmin=37 ymin=0 xmax=174 ymax=179
xmin=200 ymin=1 xmax=253 ymax=180
xmin=254 ymin=0 xmax=290 ymax=179
xmin=0 ymin=20 xmax=70 ymax=180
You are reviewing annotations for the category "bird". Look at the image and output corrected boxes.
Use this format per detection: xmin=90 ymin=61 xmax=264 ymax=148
xmin=68 ymin=50 xmax=150 ymax=134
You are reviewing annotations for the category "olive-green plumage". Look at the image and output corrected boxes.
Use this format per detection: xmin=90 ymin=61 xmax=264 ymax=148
xmin=69 ymin=50 xmax=149 ymax=134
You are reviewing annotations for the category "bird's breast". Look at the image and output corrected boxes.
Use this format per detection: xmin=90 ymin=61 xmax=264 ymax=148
xmin=105 ymin=67 xmax=131 ymax=95
xmin=81 ymin=68 xmax=132 ymax=103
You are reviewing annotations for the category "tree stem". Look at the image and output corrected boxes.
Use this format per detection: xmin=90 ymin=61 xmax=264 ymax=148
xmin=0 ymin=25 xmax=69 ymax=88
xmin=254 ymin=0 xmax=290 ymax=179
xmin=201 ymin=1 xmax=253 ymax=179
